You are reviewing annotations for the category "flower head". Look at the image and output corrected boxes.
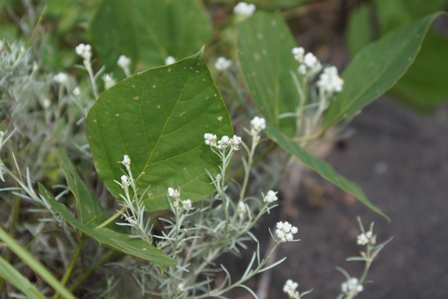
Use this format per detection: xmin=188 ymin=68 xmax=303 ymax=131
xmin=182 ymin=199 xmax=192 ymax=211
xmin=73 ymin=87 xmax=80 ymax=96
xmin=122 ymin=155 xmax=131 ymax=167
xmin=283 ymin=279 xmax=300 ymax=299
xmin=317 ymin=66 xmax=343 ymax=94
xmin=275 ymin=221 xmax=298 ymax=242
xmin=357 ymin=230 xmax=376 ymax=246
xmin=215 ymin=57 xmax=232 ymax=71
xmin=168 ymin=187 xmax=181 ymax=199
xmin=237 ymin=201 xmax=246 ymax=218
xmin=117 ymin=55 xmax=131 ymax=69
xmin=341 ymin=277 xmax=363 ymax=296
xmin=204 ymin=133 xmax=217 ymax=147
xmin=103 ymin=73 xmax=116 ymax=90
xmin=250 ymin=116 xmax=266 ymax=135
xmin=53 ymin=72 xmax=69 ymax=84
xmin=75 ymin=43 xmax=92 ymax=61
xmin=292 ymin=47 xmax=305 ymax=63
xmin=233 ymin=2 xmax=256 ymax=17
xmin=121 ymin=175 xmax=130 ymax=189
xmin=264 ymin=190 xmax=278 ymax=203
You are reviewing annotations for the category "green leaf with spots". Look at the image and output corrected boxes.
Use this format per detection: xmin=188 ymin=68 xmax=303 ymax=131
xmin=86 ymin=48 xmax=233 ymax=210
xmin=237 ymin=11 xmax=299 ymax=137
xmin=323 ymin=12 xmax=445 ymax=130
xmin=38 ymin=184 xmax=176 ymax=267
xmin=90 ymin=0 xmax=211 ymax=70
xmin=265 ymin=126 xmax=389 ymax=221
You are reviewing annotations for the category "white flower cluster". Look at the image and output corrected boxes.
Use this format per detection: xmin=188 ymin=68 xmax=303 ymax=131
xmin=165 ymin=56 xmax=176 ymax=65
xmin=233 ymin=2 xmax=256 ymax=17
xmin=120 ymin=175 xmax=130 ymax=189
xmin=53 ymin=72 xmax=69 ymax=84
xmin=167 ymin=187 xmax=181 ymax=199
xmin=292 ymin=47 xmax=321 ymax=76
xmin=204 ymin=133 xmax=242 ymax=150
xmin=357 ymin=230 xmax=376 ymax=246
xmin=341 ymin=277 xmax=363 ymax=296
xmin=250 ymin=116 xmax=266 ymax=135
xmin=102 ymin=73 xmax=116 ymax=89
xmin=263 ymin=190 xmax=278 ymax=203
xmin=317 ymin=66 xmax=343 ymax=94
xmin=215 ymin=57 xmax=232 ymax=71
xmin=122 ymin=155 xmax=131 ymax=167
xmin=237 ymin=201 xmax=246 ymax=218
xmin=167 ymin=187 xmax=192 ymax=211
xmin=275 ymin=221 xmax=298 ymax=243
xmin=75 ymin=43 xmax=92 ymax=61
xmin=117 ymin=55 xmax=131 ymax=69
xmin=283 ymin=279 xmax=300 ymax=299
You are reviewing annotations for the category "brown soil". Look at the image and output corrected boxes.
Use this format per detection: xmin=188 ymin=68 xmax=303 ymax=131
xmin=266 ymin=99 xmax=448 ymax=298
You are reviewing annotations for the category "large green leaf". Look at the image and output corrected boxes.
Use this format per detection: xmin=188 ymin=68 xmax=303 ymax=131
xmin=389 ymin=28 xmax=448 ymax=113
xmin=57 ymin=150 xmax=110 ymax=228
xmin=86 ymin=49 xmax=233 ymax=210
xmin=323 ymin=12 xmax=444 ymax=130
xmin=38 ymin=184 xmax=176 ymax=268
xmin=90 ymin=0 xmax=211 ymax=70
xmin=265 ymin=126 xmax=389 ymax=221
xmin=237 ymin=11 xmax=299 ymax=137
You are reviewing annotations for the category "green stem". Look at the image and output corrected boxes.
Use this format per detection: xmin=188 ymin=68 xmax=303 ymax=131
xmin=0 ymin=227 xmax=76 ymax=299
xmin=95 ymin=206 xmax=126 ymax=229
xmin=53 ymin=234 xmax=86 ymax=299
xmin=68 ymin=249 xmax=116 ymax=292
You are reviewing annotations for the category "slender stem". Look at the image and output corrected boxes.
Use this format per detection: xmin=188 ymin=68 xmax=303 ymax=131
xmin=238 ymin=134 xmax=257 ymax=202
xmin=53 ymin=233 xmax=86 ymax=299
xmin=68 ymin=249 xmax=116 ymax=292
xmin=95 ymin=206 xmax=126 ymax=229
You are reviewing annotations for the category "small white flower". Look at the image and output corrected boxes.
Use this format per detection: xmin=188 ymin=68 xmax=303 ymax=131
xmin=283 ymin=279 xmax=300 ymax=299
xmin=303 ymin=52 xmax=318 ymax=68
xmin=292 ymin=47 xmax=305 ymax=62
xmin=121 ymin=175 xmax=130 ymax=189
xmin=341 ymin=277 xmax=363 ymax=295
xmin=73 ymin=87 xmax=80 ymax=96
xmin=275 ymin=221 xmax=298 ymax=243
xmin=204 ymin=133 xmax=217 ymax=147
xmin=298 ymin=64 xmax=307 ymax=75
xmin=215 ymin=57 xmax=232 ymax=71
xmin=229 ymin=135 xmax=242 ymax=150
xmin=182 ymin=199 xmax=192 ymax=211
xmin=122 ymin=155 xmax=131 ymax=167
xmin=103 ymin=73 xmax=116 ymax=90
xmin=233 ymin=2 xmax=256 ymax=17
xmin=357 ymin=230 xmax=375 ymax=246
xmin=264 ymin=190 xmax=278 ymax=203
xmin=53 ymin=72 xmax=69 ymax=84
xmin=165 ymin=56 xmax=176 ymax=65
xmin=317 ymin=66 xmax=343 ymax=94
xmin=75 ymin=43 xmax=92 ymax=60
xmin=217 ymin=135 xmax=231 ymax=149
xmin=117 ymin=55 xmax=131 ymax=69
xmin=250 ymin=116 xmax=266 ymax=135
xmin=237 ymin=201 xmax=246 ymax=218
xmin=168 ymin=187 xmax=180 ymax=198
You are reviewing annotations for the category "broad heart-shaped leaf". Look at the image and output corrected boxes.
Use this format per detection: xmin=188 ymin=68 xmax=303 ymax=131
xmin=57 ymin=150 xmax=111 ymax=228
xmin=237 ymin=11 xmax=299 ymax=137
xmin=38 ymin=184 xmax=176 ymax=268
xmin=323 ymin=12 xmax=445 ymax=130
xmin=265 ymin=125 xmax=390 ymax=221
xmin=90 ymin=0 xmax=211 ymax=70
xmin=86 ymin=49 xmax=233 ymax=211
